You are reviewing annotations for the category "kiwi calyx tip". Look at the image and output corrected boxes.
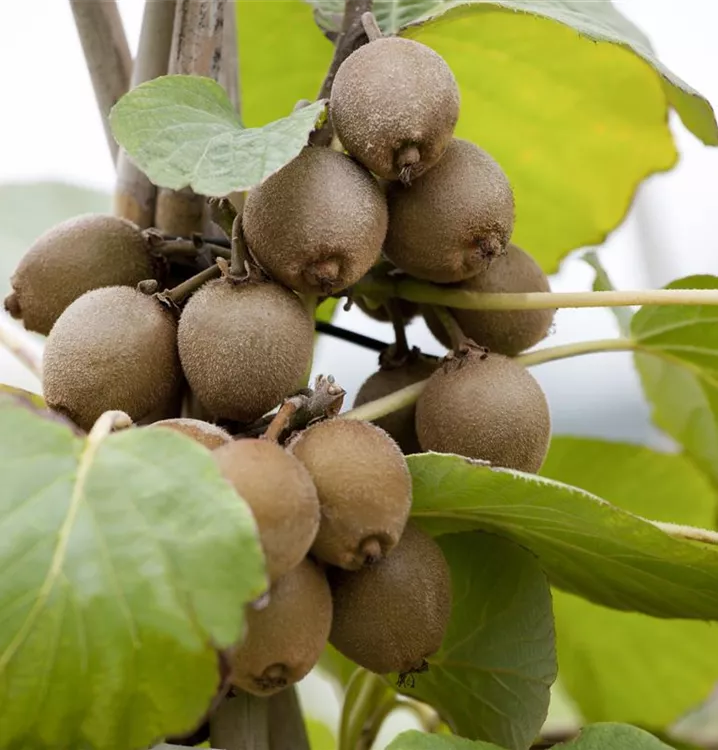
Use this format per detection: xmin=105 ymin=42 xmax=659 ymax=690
xmin=3 ymin=291 xmax=21 ymax=319
xmin=396 ymin=145 xmax=423 ymax=184
xmin=358 ymin=536 xmax=384 ymax=566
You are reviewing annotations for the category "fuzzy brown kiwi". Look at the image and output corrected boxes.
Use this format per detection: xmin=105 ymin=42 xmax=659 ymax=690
xmin=288 ymin=419 xmax=411 ymax=570
xmin=232 ymin=558 xmax=332 ymax=696
xmin=353 ymin=352 xmax=438 ymax=453
xmin=330 ymin=37 xmax=460 ymax=182
xmin=384 ymin=139 xmax=515 ymax=283
xmin=177 ymin=278 xmax=314 ymax=423
xmin=213 ymin=438 xmax=320 ymax=582
xmin=4 ymin=214 xmax=158 ymax=335
xmin=243 ymin=148 xmax=387 ymax=295
xmin=151 ymin=418 xmax=232 ymax=450
xmin=329 ymin=523 xmax=451 ymax=676
xmin=423 ymin=243 xmax=554 ymax=355
xmin=42 ymin=286 xmax=182 ymax=431
xmin=415 ymin=350 xmax=550 ymax=472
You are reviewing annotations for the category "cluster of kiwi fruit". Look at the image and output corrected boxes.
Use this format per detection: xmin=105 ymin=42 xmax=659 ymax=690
xmin=3 ymin=26 xmax=555 ymax=710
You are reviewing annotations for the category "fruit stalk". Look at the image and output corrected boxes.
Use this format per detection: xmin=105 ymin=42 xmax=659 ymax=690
xmin=162 ymin=263 xmax=222 ymax=305
xmin=115 ymin=0 xmax=176 ymax=227
xmin=388 ymin=299 xmax=410 ymax=357
xmin=354 ymin=277 xmax=718 ymax=311
xmin=343 ymin=337 xmax=637 ymax=422
xmin=69 ymin=0 xmax=131 ymax=164
xmin=428 ymin=305 xmax=471 ymax=350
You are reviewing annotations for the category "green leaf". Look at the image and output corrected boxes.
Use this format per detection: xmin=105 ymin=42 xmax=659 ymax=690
xmin=0 ymin=383 xmax=45 ymax=409
xmin=583 ymin=251 xmax=632 ymax=336
xmin=397 ymin=532 xmax=556 ymax=750
xmin=386 ymin=729 xmax=500 ymax=749
xmin=631 ymin=275 xmax=718 ymax=481
xmin=307 ymin=717 xmax=337 ymax=749
xmin=0 ymin=397 xmax=266 ymax=749
xmin=387 ymin=723 xmax=674 ymax=748
xmin=109 ymin=75 xmax=327 ymax=196
xmin=308 ymin=0 xmax=439 ymax=35
xmin=318 ymin=643 xmax=358 ymax=689
xmin=316 ymin=298 xmax=339 ymax=325
xmin=237 ymin=1 xmax=333 ymax=127
xmin=296 ymin=0 xmax=718 ymax=271
xmin=541 ymin=437 xmax=718 ymax=727
xmin=408 ymin=452 xmax=718 ymax=619
xmin=0 ymin=182 xmax=110 ymax=295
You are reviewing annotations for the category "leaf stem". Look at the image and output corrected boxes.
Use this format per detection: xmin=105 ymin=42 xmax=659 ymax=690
xmin=647 ymin=520 xmax=718 ymax=546
xmin=0 ymin=314 xmax=44 ymax=379
xmin=342 ymin=337 xmax=636 ymax=422
xmin=353 ymin=277 xmax=718 ymax=311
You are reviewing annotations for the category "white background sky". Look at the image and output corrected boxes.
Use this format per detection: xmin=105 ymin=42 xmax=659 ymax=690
xmin=0 ymin=1 xmax=716 ymax=741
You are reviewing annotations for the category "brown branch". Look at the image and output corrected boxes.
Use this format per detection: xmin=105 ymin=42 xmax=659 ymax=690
xmin=210 ymin=690 xmax=270 ymax=750
xmin=160 ymin=263 xmax=221 ymax=306
xmin=268 ymin=687 xmax=310 ymax=750
xmin=69 ymin=0 xmax=132 ymax=164
xmin=114 ymin=0 xmax=177 ymax=227
xmin=262 ymin=375 xmax=346 ymax=443
xmin=155 ymin=0 xmax=226 ymax=237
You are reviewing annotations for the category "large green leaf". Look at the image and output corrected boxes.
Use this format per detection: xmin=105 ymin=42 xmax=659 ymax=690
xmin=398 ymin=532 xmax=556 ymax=750
xmin=387 ymin=723 xmax=675 ymax=748
xmin=289 ymin=0 xmax=718 ymax=271
xmin=408 ymin=453 xmax=718 ymax=619
xmin=0 ymin=182 xmax=110 ymax=295
xmin=109 ymin=75 xmax=327 ymax=196
xmin=541 ymin=438 xmax=718 ymax=728
xmin=632 ymin=276 xmax=718 ymax=482
xmin=0 ymin=397 xmax=266 ymax=749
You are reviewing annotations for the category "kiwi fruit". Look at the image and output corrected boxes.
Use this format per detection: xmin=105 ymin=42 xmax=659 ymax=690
xmin=243 ymin=147 xmax=388 ymax=295
xmin=43 ymin=286 xmax=182 ymax=431
xmin=329 ymin=523 xmax=451 ymax=676
xmin=353 ymin=295 xmax=419 ymax=324
xmin=232 ymin=558 xmax=332 ymax=696
xmin=353 ymin=352 xmax=438 ymax=453
xmin=177 ymin=278 xmax=314 ymax=423
xmin=330 ymin=37 xmax=460 ymax=182
xmin=151 ymin=418 xmax=232 ymax=450
xmin=424 ymin=244 xmax=554 ymax=355
xmin=4 ymin=214 xmax=157 ymax=335
xmin=213 ymin=438 xmax=320 ymax=582
xmin=288 ymin=419 xmax=412 ymax=569
xmin=384 ymin=138 xmax=515 ymax=284
xmin=415 ymin=350 xmax=550 ymax=473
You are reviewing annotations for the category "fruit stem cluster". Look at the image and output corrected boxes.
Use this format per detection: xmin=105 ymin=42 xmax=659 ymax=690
xmin=354 ymin=276 xmax=718 ymax=311
xmin=263 ymin=375 xmax=347 ymax=442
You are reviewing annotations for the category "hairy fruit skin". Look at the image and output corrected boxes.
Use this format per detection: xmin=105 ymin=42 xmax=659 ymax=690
xmin=385 ymin=138 xmax=515 ymax=283
xmin=424 ymin=243 xmax=554 ymax=355
xmin=43 ymin=286 xmax=182 ymax=431
xmin=353 ymin=353 xmax=438 ymax=453
xmin=243 ymin=148 xmax=387 ymax=295
xmin=329 ymin=523 xmax=452 ymax=675
xmin=177 ymin=279 xmax=314 ymax=423
xmin=289 ymin=419 xmax=412 ymax=570
xmin=330 ymin=37 xmax=460 ymax=181
xmin=214 ymin=439 xmax=320 ymax=583
xmin=231 ymin=558 xmax=332 ymax=696
xmin=151 ymin=418 xmax=232 ymax=450
xmin=415 ymin=350 xmax=551 ymax=472
xmin=5 ymin=214 xmax=156 ymax=335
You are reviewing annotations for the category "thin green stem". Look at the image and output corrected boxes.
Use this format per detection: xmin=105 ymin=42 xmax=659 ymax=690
xmin=353 ymin=277 xmax=718 ymax=311
xmin=515 ymin=337 xmax=635 ymax=367
xmin=339 ymin=670 xmax=395 ymax=750
xmin=342 ymin=337 xmax=636 ymax=423
xmin=430 ymin=305 xmax=468 ymax=350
